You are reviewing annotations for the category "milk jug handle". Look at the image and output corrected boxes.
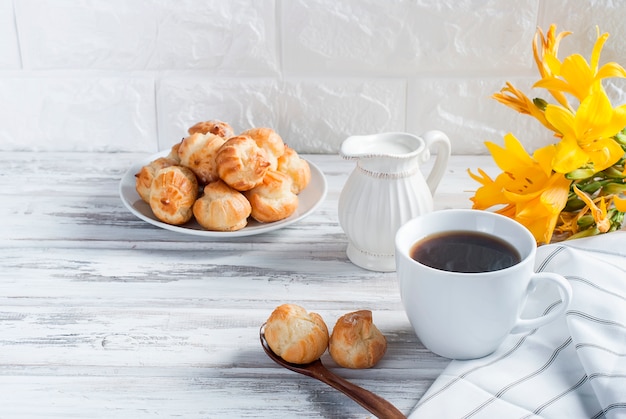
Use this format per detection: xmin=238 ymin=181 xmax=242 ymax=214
xmin=422 ymin=130 xmax=451 ymax=195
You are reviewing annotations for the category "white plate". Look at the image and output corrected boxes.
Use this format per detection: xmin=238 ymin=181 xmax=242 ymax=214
xmin=119 ymin=151 xmax=327 ymax=237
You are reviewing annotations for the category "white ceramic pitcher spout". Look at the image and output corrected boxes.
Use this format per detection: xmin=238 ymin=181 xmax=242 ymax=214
xmin=338 ymin=130 xmax=451 ymax=272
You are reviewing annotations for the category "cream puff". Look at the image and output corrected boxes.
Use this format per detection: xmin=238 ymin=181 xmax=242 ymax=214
xmin=135 ymin=157 xmax=178 ymax=203
xmin=245 ymin=170 xmax=298 ymax=223
xmin=328 ymin=310 xmax=387 ymax=369
xmin=149 ymin=166 xmax=198 ymax=225
xmin=177 ymin=132 xmax=226 ymax=185
xmin=240 ymin=127 xmax=285 ymax=170
xmin=188 ymin=120 xmax=235 ymax=139
xmin=264 ymin=304 xmax=329 ymax=364
xmin=216 ymin=135 xmax=271 ymax=191
xmin=193 ymin=180 xmax=251 ymax=231
xmin=277 ymin=145 xmax=311 ymax=194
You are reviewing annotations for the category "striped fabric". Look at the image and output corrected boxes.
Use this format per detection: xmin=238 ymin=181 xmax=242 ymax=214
xmin=409 ymin=231 xmax=626 ymax=419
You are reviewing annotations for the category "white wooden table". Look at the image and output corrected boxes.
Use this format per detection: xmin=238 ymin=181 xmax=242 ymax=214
xmin=0 ymin=151 xmax=492 ymax=418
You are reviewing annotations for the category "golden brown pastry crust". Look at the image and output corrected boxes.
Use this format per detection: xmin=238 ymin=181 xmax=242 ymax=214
xmin=178 ymin=132 xmax=226 ymax=185
xmin=135 ymin=157 xmax=178 ymax=203
xmin=264 ymin=304 xmax=329 ymax=364
xmin=277 ymin=145 xmax=311 ymax=194
xmin=245 ymin=170 xmax=298 ymax=223
xmin=241 ymin=127 xmax=285 ymax=170
xmin=167 ymin=141 xmax=182 ymax=164
xmin=328 ymin=310 xmax=387 ymax=369
xmin=216 ymin=135 xmax=271 ymax=191
xmin=193 ymin=180 xmax=251 ymax=231
xmin=149 ymin=166 xmax=198 ymax=225
xmin=188 ymin=120 xmax=235 ymax=139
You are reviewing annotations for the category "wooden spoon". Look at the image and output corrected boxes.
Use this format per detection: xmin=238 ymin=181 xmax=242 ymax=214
xmin=260 ymin=324 xmax=406 ymax=419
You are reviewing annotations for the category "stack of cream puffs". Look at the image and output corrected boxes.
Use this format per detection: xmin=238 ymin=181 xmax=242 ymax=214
xmin=134 ymin=120 xmax=311 ymax=231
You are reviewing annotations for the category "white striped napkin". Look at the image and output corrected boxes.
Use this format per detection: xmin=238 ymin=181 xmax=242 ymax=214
xmin=409 ymin=231 xmax=626 ymax=419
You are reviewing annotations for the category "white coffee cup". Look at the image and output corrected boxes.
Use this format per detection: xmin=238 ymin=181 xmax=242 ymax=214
xmin=395 ymin=209 xmax=572 ymax=360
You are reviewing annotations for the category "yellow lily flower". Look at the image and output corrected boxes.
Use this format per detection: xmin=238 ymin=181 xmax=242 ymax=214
xmin=492 ymin=82 xmax=555 ymax=131
xmin=474 ymin=25 xmax=626 ymax=241
xmin=469 ymin=134 xmax=572 ymax=244
xmin=467 ymin=167 xmax=509 ymax=209
xmin=533 ymin=24 xmax=572 ymax=110
xmin=533 ymin=27 xmax=626 ymax=103
xmin=505 ymin=173 xmax=572 ymax=244
xmin=544 ymin=89 xmax=626 ymax=173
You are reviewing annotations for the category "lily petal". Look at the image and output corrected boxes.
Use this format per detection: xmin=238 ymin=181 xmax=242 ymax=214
xmin=585 ymin=138 xmax=624 ymax=172
xmin=485 ymin=134 xmax=534 ymax=172
xmin=596 ymin=62 xmax=626 ymax=79
xmin=576 ymin=90 xmax=614 ymax=137
xmin=533 ymin=144 xmax=558 ymax=177
xmin=590 ymin=30 xmax=609 ymax=72
xmin=560 ymin=54 xmax=594 ymax=100
xmin=545 ymin=104 xmax=576 ymax=138
xmin=615 ymin=195 xmax=626 ymax=212
xmin=533 ymin=77 xmax=578 ymax=97
xmin=552 ymin=136 xmax=589 ymax=173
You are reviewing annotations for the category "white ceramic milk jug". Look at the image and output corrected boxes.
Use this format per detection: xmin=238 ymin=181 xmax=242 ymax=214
xmin=338 ymin=131 xmax=451 ymax=272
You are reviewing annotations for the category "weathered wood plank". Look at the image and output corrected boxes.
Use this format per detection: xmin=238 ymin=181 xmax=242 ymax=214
xmin=1 ymin=151 xmax=486 ymax=418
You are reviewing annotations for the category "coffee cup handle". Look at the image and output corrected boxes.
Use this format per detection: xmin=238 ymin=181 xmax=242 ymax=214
xmin=511 ymin=272 xmax=573 ymax=334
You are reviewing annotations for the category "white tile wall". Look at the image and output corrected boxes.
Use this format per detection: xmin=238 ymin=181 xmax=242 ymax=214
xmin=1 ymin=0 xmax=626 ymax=154
xmin=0 ymin=0 xmax=19 ymax=69
xmin=282 ymin=0 xmax=538 ymax=76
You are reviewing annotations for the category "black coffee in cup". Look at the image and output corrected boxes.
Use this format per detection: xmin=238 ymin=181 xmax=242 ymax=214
xmin=410 ymin=230 xmax=521 ymax=273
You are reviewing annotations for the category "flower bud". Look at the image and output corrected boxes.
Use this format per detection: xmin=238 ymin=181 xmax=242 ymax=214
xmin=601 ymin=166 xmax=626 ymax=179
xmin=569 ymin=227 xmax=600 ymax=240
xmin=577 ymin=214 xmax=595 ymax=229
xmin=566 ymin=168 xmax=597 ymax=179
xmin=533 ymin=97 xmax=548 ymax=111
xmin=602 ymin=185 xmax=626 ymax=196
xmin=578 ymin=181 xmax=603 ymax=194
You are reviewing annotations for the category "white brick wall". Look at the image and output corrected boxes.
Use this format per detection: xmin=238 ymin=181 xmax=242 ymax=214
xmin=1 ymin=0 xmax=625 ymax=154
